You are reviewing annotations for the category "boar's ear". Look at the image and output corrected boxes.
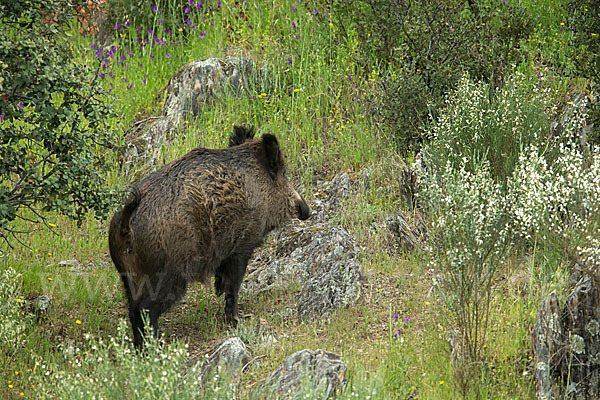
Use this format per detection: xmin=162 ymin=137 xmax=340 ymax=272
xmin=261 ymin=134 xmax=283 ymax=178
xmin=229 ymin=125 xmax=255 ymax=147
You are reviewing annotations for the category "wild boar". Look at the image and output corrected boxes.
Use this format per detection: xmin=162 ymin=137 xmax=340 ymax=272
xmin=109 ymin=126 xmax=310 ymax=347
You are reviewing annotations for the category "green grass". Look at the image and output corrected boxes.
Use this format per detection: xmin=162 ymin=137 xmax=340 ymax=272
xmin=1 ymin=0 xmax=594 ymax=398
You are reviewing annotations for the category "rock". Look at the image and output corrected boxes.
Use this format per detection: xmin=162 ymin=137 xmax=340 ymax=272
xmin=399 ymin=165 xmax=419 ymax=210
xmin=57 ymin=259 xmax=83 ymax=272
xmin=200 ymin=337 xmax=251 ymax=383
xmin=327 ymin=172 xmax=351 ymax=202
xmin=244 ymin=226 xmax=362 ymax=321
xmin=258 ymin=349 xmax=347 ymax=399
xmin=551 ymin=92 xmax=594 ymax=148
xmin=296 ymin=228 xmax=362 ymax=322
xmin=122 ymin=116 xmax=179 ymax=179
xmin=533 ymin=275 xmax=600 ymax=400
xmin=159 ymin=57 xmax=263 ymax=125
xmin=33 ymin=295 xmax=51 ymax=322
xmin=382 ymin=212 xmax=424 ymax=252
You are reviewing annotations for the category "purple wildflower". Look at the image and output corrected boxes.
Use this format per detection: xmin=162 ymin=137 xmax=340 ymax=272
xmin=166 ymin=53 xmax=171 ymax=58
xmin=153 ymin=5 xmax=158 ymax=12
xmin=114 ymin=23 xmax=120 ymax=29
xmin=287 ymin=58 xmax=292 ymax=63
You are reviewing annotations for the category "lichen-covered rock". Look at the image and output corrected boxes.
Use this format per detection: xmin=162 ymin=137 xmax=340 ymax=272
xmin=258 ymin=349 xmax=347 ymax=399
xmin=122 ymin=116 xmax=178 ymax=179
xmin=550 ymin=92 xmax=594 ymax=148
xmin=533 ymin=275 xmax=600 ymax=400
xmin=199 ymin=337 xmax=251 ymax=383
xmin=296 ymin=228 xmax=362 ymax=322
xmin=160 ymin=57 xmax=262 ymax=124
xmin=383 ymin=213 xmax=422 ymax=252
xmin=244 ymin=225 xmax=362 ymax=321
xmin=32 ymin=295 xmax=51 ymax=322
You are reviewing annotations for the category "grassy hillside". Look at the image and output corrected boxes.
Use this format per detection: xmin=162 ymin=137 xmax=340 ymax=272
xmin=1 ymin=0 xmax=599 ymax=398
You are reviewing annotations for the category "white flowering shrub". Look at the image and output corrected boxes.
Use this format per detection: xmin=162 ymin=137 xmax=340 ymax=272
xmin=39 ymin=320 xmax=233 ymax=400
xmin=421 ymin=162 xmax=511 ymax=367
xmin=420 ymin=68 xmax=600 ymax=395
xmin=424 ymin=72 xmax=552 ymax=182
xmin=508 ymin=142 xmax=600 ymax=274
xmin=0 ymin=267 xmax=26 ymax=349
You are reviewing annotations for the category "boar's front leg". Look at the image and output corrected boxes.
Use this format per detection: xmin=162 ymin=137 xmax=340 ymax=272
xmin=215 ymin=253 xmax=249 ymax=325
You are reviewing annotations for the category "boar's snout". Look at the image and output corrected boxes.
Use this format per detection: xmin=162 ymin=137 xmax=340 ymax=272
xmin=295 ymin=197 xmax=311 ymax=220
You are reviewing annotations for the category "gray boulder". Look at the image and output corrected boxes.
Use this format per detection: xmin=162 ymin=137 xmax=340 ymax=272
xmin=381 ymin=212 xmax=425 ymax=252
xmin=295 ymin=227 xmax=362 ymax=322
xmin=122 ymin=116 xmax=178 ymax=179
xmin=199 ymin=337 xmax=251 ymax=383
xmin=551 ymin=92 xmax=594 ymax=148
xmin=159 ymin=57 xmax=262 ymax=125
xmin=533 ymin=274 xmax=600 ymax=399
xmin=244 ymin=225 xmax=362 ymax=321
xmin=258 ymin=349 xmax=347 ymax=399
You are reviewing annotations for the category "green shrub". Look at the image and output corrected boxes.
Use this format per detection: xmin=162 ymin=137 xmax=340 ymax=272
xmin=568 ymin=0 xmax=600 ymax=143
xmin=0 ymin=267 xmax=25 ymax=352
xmin=330 ymin=0 xmax=534 ymax=151
xmin=0 ymin=0 xmax=118 ymax=247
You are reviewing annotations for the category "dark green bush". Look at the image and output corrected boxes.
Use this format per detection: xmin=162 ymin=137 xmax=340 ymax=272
xmin=568 ymin=0 xmax=600 ymax=143
xmin=331 ymin=0 xmax=534 ymax=151
xmin=0 ymin=0 xmax=117 ymax=246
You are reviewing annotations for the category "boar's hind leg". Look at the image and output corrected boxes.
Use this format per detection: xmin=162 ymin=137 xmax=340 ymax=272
xmin=216 ymin=254 xmax=250 ymax=325
xmin=133 ymin=273 xmax=188 ymax=348
xmin=129 ymin=302 xmax=144 ymax=348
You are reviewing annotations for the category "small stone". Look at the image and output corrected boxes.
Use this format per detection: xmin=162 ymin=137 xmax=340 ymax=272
xmin=197 ymin=337 xmax=251 ymax=385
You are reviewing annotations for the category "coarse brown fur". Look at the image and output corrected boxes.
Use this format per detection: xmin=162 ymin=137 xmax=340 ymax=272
xmin=109 ymin=126 xmax=310 ymax=347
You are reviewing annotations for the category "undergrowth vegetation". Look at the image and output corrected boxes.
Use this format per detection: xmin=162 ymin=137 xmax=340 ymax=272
xmin=1 ymin=0 xmax=599 ymax=398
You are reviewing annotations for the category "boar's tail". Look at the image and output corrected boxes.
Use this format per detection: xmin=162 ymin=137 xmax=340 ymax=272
xmin=109 ymin=187 xmax=141 ymax=288
xmin=119 ymin=187 xmax=141 ymax=240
